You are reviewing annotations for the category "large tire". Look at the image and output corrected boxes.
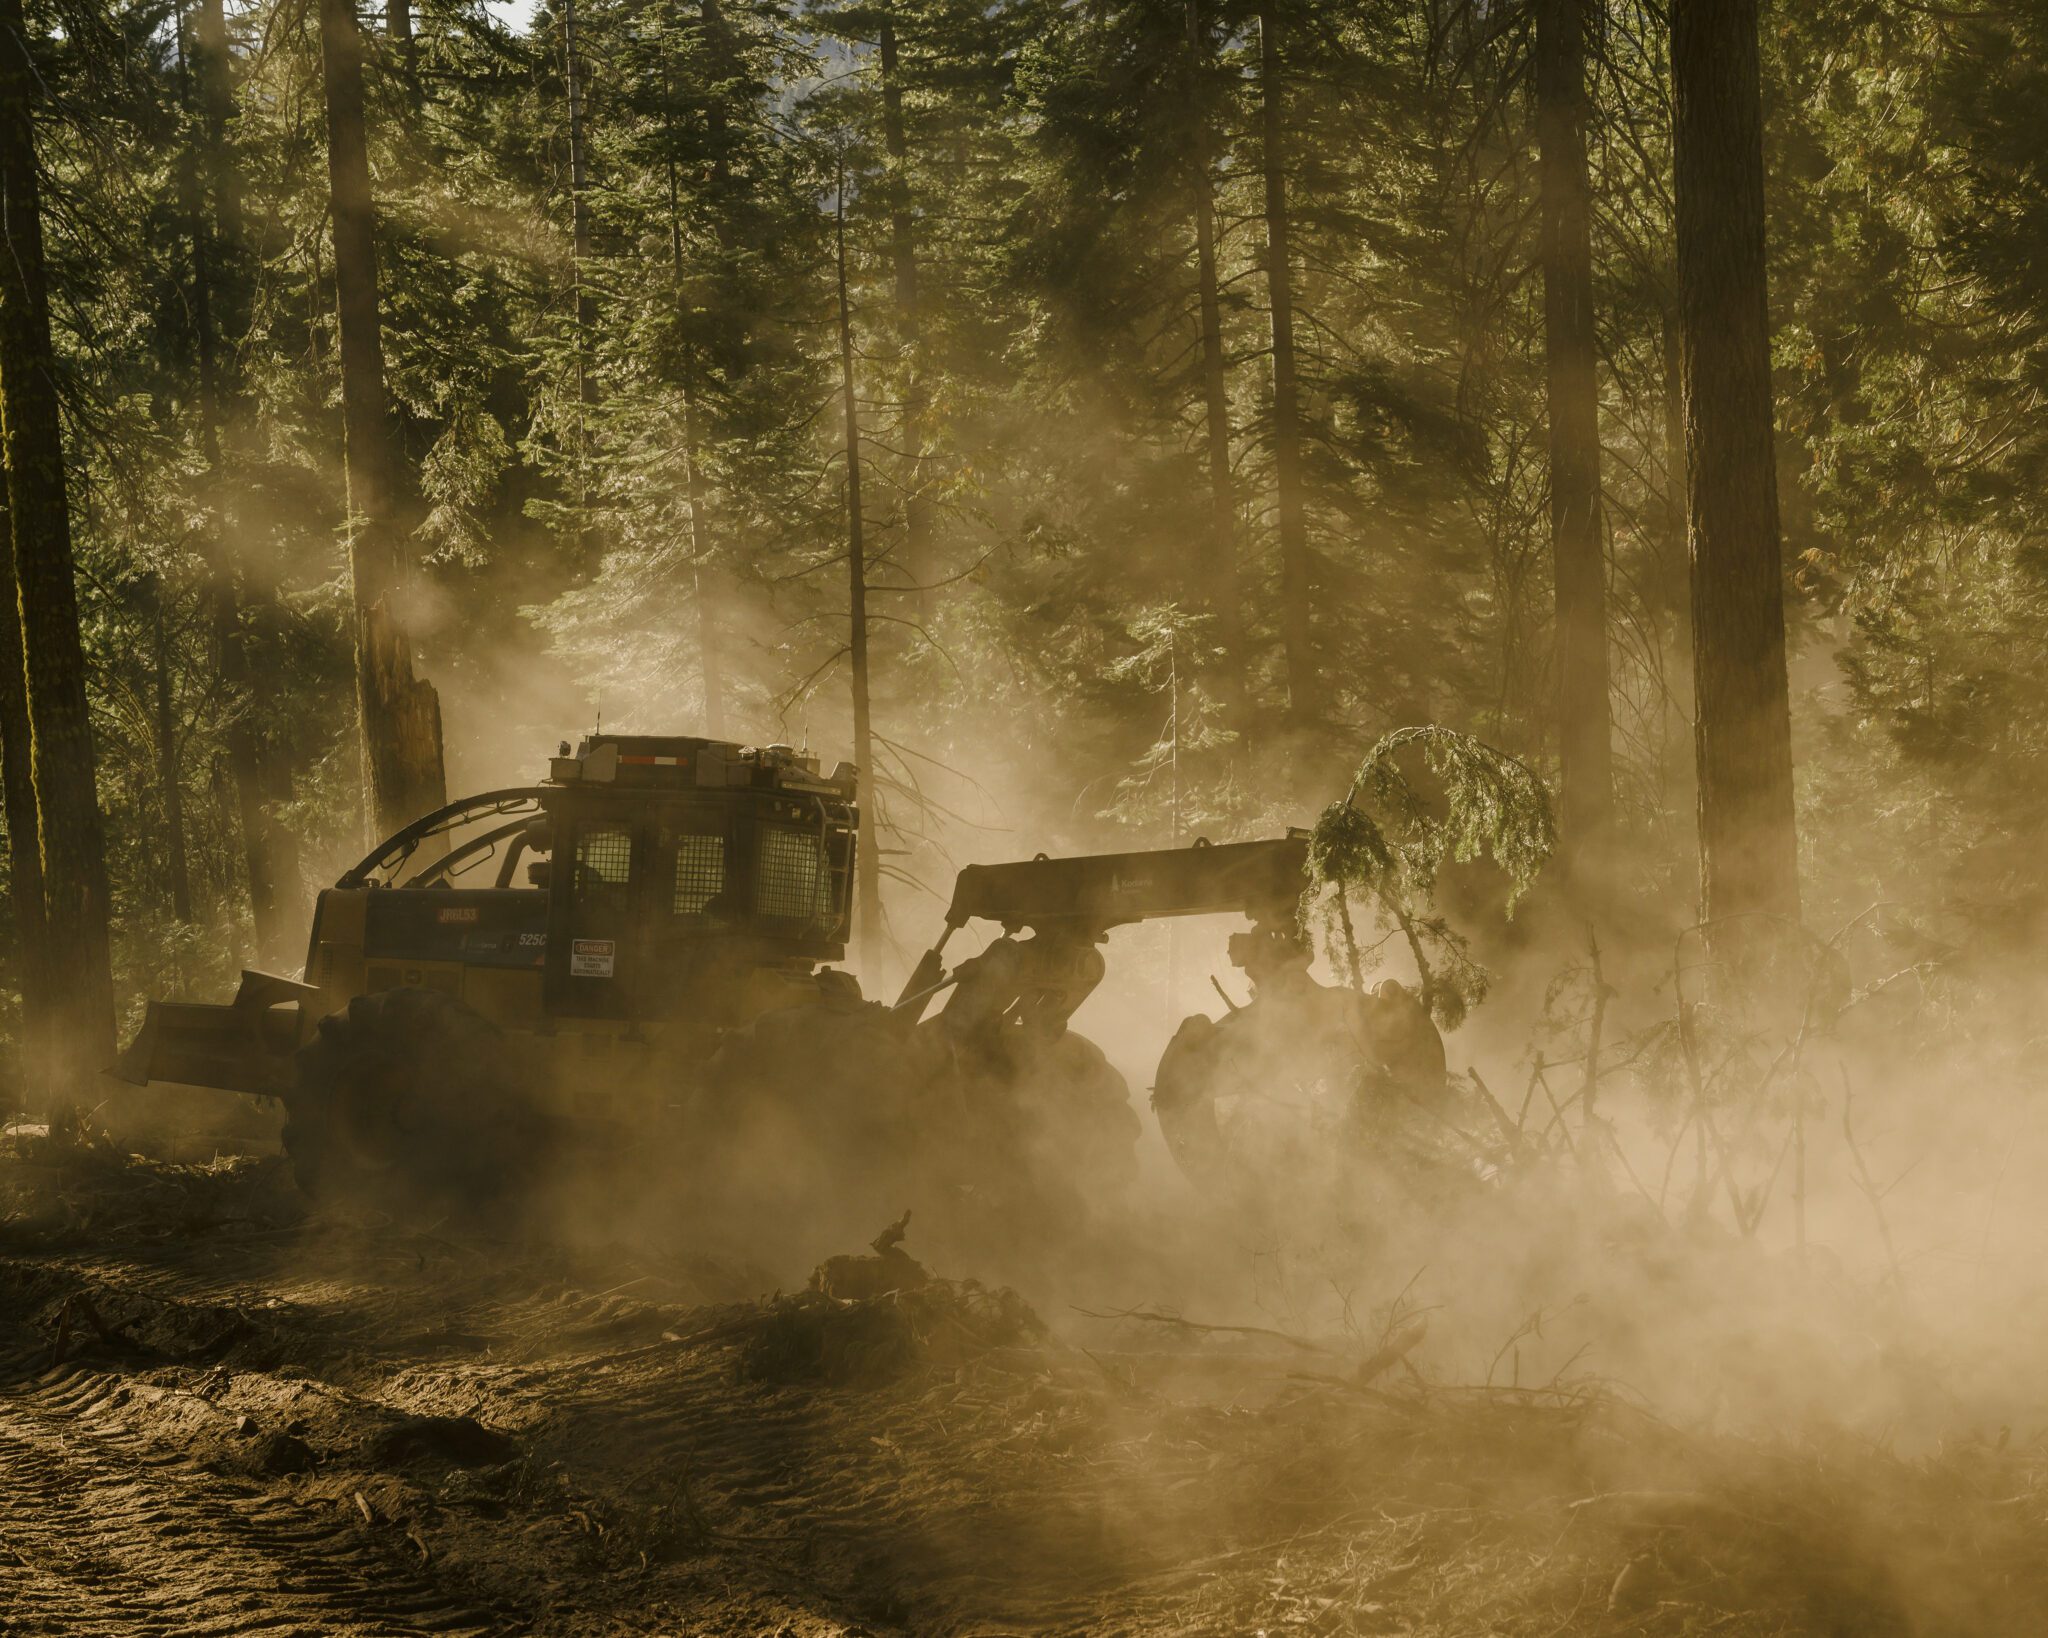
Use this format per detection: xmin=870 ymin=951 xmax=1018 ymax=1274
xmin=946 ymin=1025 xmax=1141 ymax=1210
xmin=693 ymin=1002 xmax=1140 ymax=1276
xmin=284 ymin=987 xmax=545 ymax=1216
xmin=1153 ymin=978 xmax=1448 ymax=1212
xmin=693 ymin=998 xmax=953 ymax=1269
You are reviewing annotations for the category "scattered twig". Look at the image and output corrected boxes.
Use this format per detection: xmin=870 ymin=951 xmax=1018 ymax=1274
xmin=659 ymin=1312 xmax=782 ymax=1351
xmin=1466 ymin=1067 xmax=1528 ymax=1162
xmin=1079 ymin=1348 xmax=1143 ymax=1398
xmin=1529 ymin=1066 xmax=1581 ymax=1163
xmin=1840 ymin=1068 xmax=1908 ymax=1305
xmin=1581 ymin=924 xmax=1609 ymax=1127
xmin=1737 ymin=1123 xmax=1797 ymax=1239
xmin=1356 ymin=1316 xmax=1430 ymax=1385
xmin=46 ymin=1292 xmax=135 ymax=1366
xmin=1486 ymin=1310 xmax=1545 ymax=1389
xmin=1587 ymin=1119 xmax=1658 ymax=1209
xmin=1119 ymin=1511 xmax=1373 ymax=1587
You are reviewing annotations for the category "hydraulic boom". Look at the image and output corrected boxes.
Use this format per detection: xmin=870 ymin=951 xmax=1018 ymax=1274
xmin=896 ymin=834 xmax=1315 ymax=1037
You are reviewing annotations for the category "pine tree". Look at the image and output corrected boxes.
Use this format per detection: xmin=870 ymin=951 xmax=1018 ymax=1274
xmin=1257 ymin=0 xmax=1315 ymax=738
xmin=0 ymin=0 xmax=117 ymax=1092
xmin=0 ymin=489 xmax=48 ymax=1097
xmin=1010 ymin=0 xmax=1257 ymax=744
xmin=834 ymin=167 xmax=885 ymax=976
xmin=1670 ymin=0 xmax=1801 ymax=930
xmin=1535 ymin=0 xmax=1614 ymax=868
xmin=1185 ymin=0 xmax=1245 ymax=736
xmin=316 ymin=0 xmax=447 ymax=839
xmin=185 ymin=0 xmax=304 ymax=961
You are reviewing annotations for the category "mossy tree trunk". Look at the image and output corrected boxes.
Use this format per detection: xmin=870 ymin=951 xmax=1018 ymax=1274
xmin=663 ymin=151 xmax=726 ymax=736
xmin=876 ymin=11 xmax=932 ymax=629
xmin=1671 ymin=0 xmax=1801 ymax=931
xmin=0 ymin=490 xmax=49 ymax=1100
xmin=317 ymin=0 xmax=446 ymax=842
xmin=1258 ymin=0 xmax=1315 ymax=738
xmin=1188 ymin=0 xmax=1246 ymax=740
xmin=189 ymin=0 xmax=303 ymax=962
xmin=0 ymin=0 xmax=117 ymax=1095
xmin=836 ymin=177 xmax=883 ymax=980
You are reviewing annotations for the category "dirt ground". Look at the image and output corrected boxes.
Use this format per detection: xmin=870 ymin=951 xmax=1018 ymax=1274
xmin=2 ymin=1133 xmax=2045 ymax=1638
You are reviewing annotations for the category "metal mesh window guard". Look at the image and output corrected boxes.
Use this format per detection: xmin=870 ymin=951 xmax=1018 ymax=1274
xmin=576 ymin=824 xmax=633 ymax=888
xmin=756 ymin=828 xmax=829 ymax=921
xmin=673 ymin=835 xmax=725 ymax=919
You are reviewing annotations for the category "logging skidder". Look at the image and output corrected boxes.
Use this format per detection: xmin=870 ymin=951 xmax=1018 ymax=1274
xmin=117 ymin=732 xmax=1449 ymax=1241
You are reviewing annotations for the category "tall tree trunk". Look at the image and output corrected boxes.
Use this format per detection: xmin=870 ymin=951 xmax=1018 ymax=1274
xmin=318 ymin=0 xmax=446 ymax=842
xmin=836 ymin=179 xmax=882 ymax=980
xmin=876 ymin=13 xmax=931 ymax=627
xmin=679 ymin=371 xmax=726 ymax=738
xmin=1536 ymin=0 xmax=1613 ymax=871
xmin=221 ymin=603 xmax=302 ymax=956
xmin=387 ymin=0 xmax=416 ymax=96
xmin=700 ymin=0 xmax=737 ymax=304
xmin=1655 ymin=293 xmax=1696 ymax=802
xmin=564 ymin=0 xmax=596 ymax=427
xmin=1257 ymin=0 xmax=1314 ymax=733
xmin=696 ymin=5 xmax=740 ymax=425
xmin=1661 ymin=301 xmax=1686 ymax=561
xmin=664 ymin=155 xmax=725 ymax=736
xmin=0 ymin=0 xmax=117 ymax=1095
xmin=151 ymin=592 xmax=193 ymax=924
xmin=188 ymin=0 xmax=300 ymax=963
xmin=1186 ymin=0 xmax=1246 ymax=737
xmin=1659 ymin=295 xmax=1693 ymax=705
xmin=0 ymin=492 xmax=49 ymax=1102
xmin=1670 ymin=0 xmax=1800 ymax=930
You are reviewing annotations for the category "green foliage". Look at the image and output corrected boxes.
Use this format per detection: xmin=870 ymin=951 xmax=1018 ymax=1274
xmin=1098 ymin=605 xmax=1246 ymax=838
xmin=1307 ymin=727 xmax=1555 ymax=1029
xmin=9 ymin=0 xmax=2048 ymax=1036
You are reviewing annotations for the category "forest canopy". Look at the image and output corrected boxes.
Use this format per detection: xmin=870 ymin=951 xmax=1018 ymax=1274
xmin=1 ymin=0 xmax=2044 ymax=1081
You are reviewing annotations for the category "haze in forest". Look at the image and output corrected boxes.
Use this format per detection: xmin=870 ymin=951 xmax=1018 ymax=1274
xmin=1 ymin=0 xmax=2047 ymax=1456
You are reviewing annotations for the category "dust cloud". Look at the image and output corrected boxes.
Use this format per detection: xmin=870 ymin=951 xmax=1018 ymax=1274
xmin=47 ymin=599 xmax=2048 ymax=1631
xmin=404 ymin=693 xmax=2048 ymax=1455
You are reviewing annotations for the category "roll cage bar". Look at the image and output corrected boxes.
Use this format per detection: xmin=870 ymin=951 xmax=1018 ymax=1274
xmin=335 ymin=789 xmax=548 ymax=890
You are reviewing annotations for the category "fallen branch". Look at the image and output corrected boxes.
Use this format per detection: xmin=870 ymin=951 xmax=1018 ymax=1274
xmin=1070 ymin=1306 xmax=1339 ymax=1355
xmin=46 ymin=1292 xmax=137 ymax=1367
xmin=1356 ymin=1315 xmax=1429 ymax=1384
xmin=659 ymin=1312 xmax=781 ymax=1351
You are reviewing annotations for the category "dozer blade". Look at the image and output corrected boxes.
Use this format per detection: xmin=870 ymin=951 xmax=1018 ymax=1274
xmin=111 ymin=970 xmax=317 ymax=1098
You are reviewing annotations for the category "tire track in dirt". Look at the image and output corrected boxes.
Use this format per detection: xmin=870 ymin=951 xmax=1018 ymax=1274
xmin=517 ymin=1339 xmax=1235 ymax=1632
xmin=3 ymin=1224 xmax=1310 ymax=1631
xmin=0 ymin=1353 xmax=510 ymax=1638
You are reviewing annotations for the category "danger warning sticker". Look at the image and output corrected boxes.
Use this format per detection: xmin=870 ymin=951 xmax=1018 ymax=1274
xmin=570 ymin=938 xmax=617 ymax=978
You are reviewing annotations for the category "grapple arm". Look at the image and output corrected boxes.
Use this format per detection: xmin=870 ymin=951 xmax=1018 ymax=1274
xmin=895 ymin=834 xmax=1313 ymax=1027
xmin=940 ymin=834 xmax=1309 ymax=935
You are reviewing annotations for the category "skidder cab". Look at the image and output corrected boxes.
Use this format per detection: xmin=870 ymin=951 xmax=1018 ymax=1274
xmin=531 ymin=734 xmax=858 ymax=1020
xmin=117 ymin=734 xmax=861 ymax=1206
